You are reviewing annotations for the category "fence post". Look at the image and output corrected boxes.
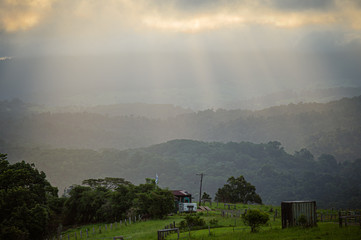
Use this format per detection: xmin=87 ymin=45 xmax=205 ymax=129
xmin=74 ymin=232 xmax=77 ymax=240
xmin=86 ymin=229 xmax=88 ymax=238
xmin=80 ymin=230 xmax=82 ymax=238
xmin=67 ymin=234 xmax=69 ymax=240
xmin=339 ymin=211 xmax=342 ymax=227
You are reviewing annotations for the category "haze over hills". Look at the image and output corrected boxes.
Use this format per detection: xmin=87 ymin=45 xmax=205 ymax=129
xmin=1 ymin=54 xmax=361 ymax=110
xmin=1 ymin=95 xmax=360 ymax=162
xmin=2 ymin=139 xmax=361 ymax=209
xmin=225 ymin=87 xmax=361 ymax=110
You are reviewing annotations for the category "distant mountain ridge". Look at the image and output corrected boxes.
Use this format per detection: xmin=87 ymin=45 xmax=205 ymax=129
xmin=0 ymin=95 xmax=360 ymax=161
xmin=40 ymin=103 xmax=193 ymax=119
xmin=225 ymin=87 xmax=361 ymax=110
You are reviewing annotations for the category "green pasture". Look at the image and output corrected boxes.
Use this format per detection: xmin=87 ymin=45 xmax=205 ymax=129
xmin=60 ymin=203 xmax=360 ymax=240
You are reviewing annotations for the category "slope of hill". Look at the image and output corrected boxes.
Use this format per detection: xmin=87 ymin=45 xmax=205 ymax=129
xmin=2 ymin=140 xmax=360 ymax=209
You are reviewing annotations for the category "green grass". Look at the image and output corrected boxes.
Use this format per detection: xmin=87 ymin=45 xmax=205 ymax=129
xmin=60 ymin=215 xmax=185 ymax=240
xmin=59 ymin=204 xmax=361 ymax=240
xmin=167 ymin=223 xmax=361 ymax=240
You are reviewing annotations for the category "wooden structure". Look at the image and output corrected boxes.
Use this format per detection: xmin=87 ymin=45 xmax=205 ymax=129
xmin=281 ymin=201 xmax=317 ymax=228
xmin=157 ymin=228 xmax=179 ymax=240
xmin=339 ymin=211 xmax=361 ymax=228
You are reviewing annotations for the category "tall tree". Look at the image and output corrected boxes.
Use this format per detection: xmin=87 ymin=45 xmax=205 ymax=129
xmin=215 ymin=175 xmax=262 ymax=204
xmin=0 ymin=153 xmax=59 ymax=240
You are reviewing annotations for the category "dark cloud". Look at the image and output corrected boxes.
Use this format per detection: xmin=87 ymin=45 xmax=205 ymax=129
xmin=160 ymin=0 xmax=335 ymax=12
xmin=268 ymin=0 xmax=335 ymax=11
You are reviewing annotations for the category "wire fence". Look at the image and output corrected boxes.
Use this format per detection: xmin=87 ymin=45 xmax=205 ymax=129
xmin=49 ymin=215 xmax=143 ymax=240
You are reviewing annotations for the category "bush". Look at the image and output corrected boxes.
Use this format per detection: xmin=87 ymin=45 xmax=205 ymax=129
xmin=298 ymin=214 xmax=308 ymax=227
xmin=242 ymin=209 xmax=269 ymax=232
xmin=209 ymin=218 xmax=218 ymax=226
xmin=179 ymin=215 xmax=206 ymax=230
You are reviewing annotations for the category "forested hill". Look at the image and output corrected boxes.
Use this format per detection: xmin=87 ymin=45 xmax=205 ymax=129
xmin=2 ymin=140 xmax=361 ymax=209
xmin=1 ymin=96 xmax=361 ymax=161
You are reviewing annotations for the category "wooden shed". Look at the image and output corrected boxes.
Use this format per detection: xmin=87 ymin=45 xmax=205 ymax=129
xmin=281 ymin=201 xmax=317 ymax=228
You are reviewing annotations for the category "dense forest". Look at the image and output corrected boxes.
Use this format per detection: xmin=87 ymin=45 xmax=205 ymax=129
xmin=0 ymin=153 xmax=175 ymax=239
xmin=1 ymin=96 xmax=361 ymax=161
xmin=2 ymin=140 xmax=361 ymax=209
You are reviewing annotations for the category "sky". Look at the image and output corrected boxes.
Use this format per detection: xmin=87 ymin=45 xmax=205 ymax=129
xmin=1 ymin=0 xmax=361 ymax=108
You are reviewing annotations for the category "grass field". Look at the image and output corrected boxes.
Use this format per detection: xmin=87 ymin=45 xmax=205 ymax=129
xmin=59 ymin=203 xmax=361 ymax=240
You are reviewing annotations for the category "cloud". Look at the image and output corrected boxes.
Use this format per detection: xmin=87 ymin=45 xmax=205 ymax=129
xmin=0 ymin=56 xmax=12 ymax=61
xmin=1 ymin=0 xmax=361 ymax=34
xmin=0 ymin=0 xmax=55 ymax=32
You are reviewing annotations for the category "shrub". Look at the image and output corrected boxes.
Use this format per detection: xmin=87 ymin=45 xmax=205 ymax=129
xmin=298 ymin=214 xmax=308 ymax=227
xmin=179 ymin=215 xmax=206 ymax=230
xmin=242 ymin=209 xmax=269 ymax=232
xmin=209 ymin=218 xmax=218 ymax=226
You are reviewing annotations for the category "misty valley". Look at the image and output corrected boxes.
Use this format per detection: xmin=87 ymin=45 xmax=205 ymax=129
xmin=1 ymin=96 xmax=361 ymax=208
xmin=2 ymin=1 xmax=361 ymax=239
xmin=1 ymin=96 xmax=361 ymax=239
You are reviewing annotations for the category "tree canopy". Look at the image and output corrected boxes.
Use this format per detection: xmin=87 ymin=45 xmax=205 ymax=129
xmin=0 ymin=153 xmax=60 ymax=240
xmin=215 ymin=175 xmax=262 ymax=204
xmin=63 ymin=177 xmax=174 ymax=225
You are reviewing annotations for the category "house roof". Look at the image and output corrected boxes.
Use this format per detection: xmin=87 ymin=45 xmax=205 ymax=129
xmin=171 ymin=190 xmax=191 ymax=197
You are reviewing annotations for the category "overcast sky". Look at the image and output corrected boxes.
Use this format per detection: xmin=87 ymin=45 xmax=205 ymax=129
xmin=1 ymin=0 xmax=361 ymax=108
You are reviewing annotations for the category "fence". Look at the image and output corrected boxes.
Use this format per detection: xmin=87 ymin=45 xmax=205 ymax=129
xmin=316 ymin=210 xmax=361 ymax=225
xmin=219 ymin=208 xmax=279 ymax=221
xmin=50 ymin=215 xmax=143 ymax=240
xmin=157 ymin=222 xmax=178 ymax=240
xmin=338 ymin=210 xmax=361 ymax=228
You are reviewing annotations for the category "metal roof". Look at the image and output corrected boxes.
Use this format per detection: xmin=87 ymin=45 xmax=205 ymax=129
xmin=171 ymin=190 xmax=191 ymax=196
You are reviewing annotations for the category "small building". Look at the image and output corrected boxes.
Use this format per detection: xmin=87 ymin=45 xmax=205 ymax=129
xmin=281 ymin=201 xmax=317 ymax=228
xmin=171 ymin=190 xmax=196 ymax=213
xmin=172 ymin=190 xmax=192 ymax=203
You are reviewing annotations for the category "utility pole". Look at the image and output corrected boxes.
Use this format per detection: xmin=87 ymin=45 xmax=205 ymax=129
xmin=196 ymin=173 xmax=205 ymax=206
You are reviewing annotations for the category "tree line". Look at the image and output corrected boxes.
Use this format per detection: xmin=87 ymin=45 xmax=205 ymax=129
xmin=2 ymin=140 xmax=361 ymax=210
xmin=0 ymin=153 xmax=175 ymax=240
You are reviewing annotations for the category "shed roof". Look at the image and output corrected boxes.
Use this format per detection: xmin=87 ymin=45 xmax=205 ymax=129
xmin=282 ymin=200 xmax=316 ymax=203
